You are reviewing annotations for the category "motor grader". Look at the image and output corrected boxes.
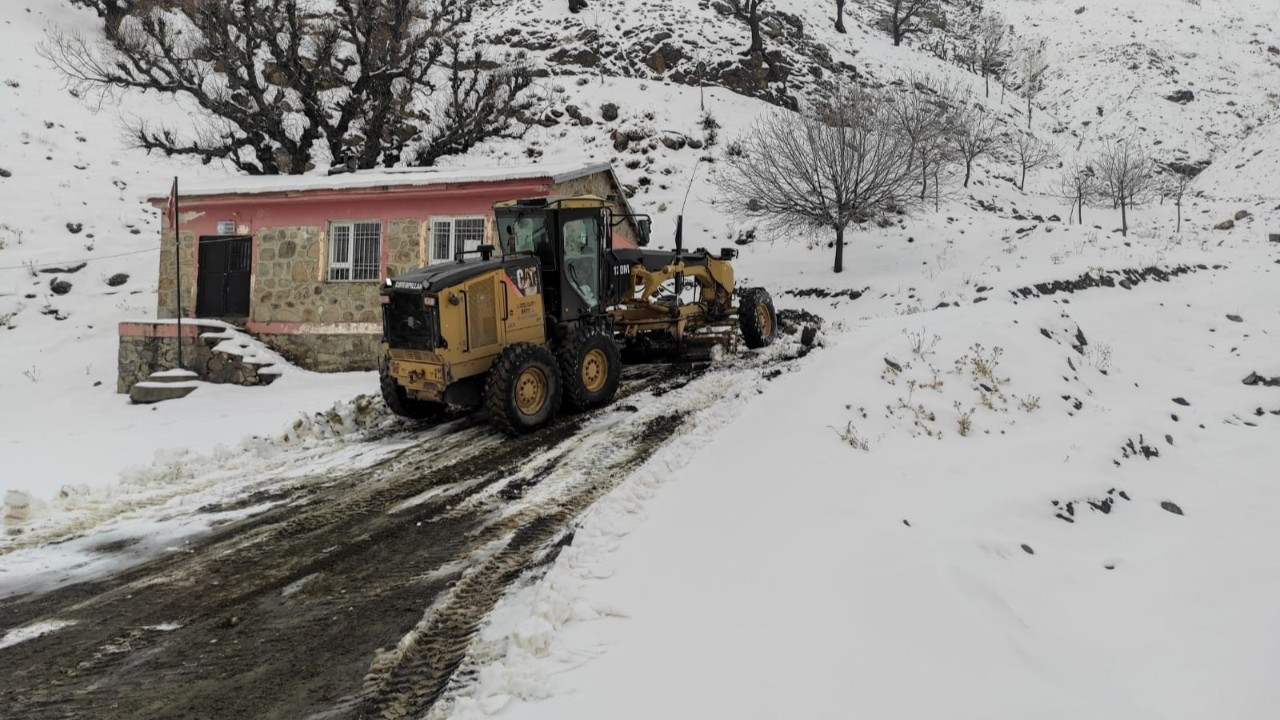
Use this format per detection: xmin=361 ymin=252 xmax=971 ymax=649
xmin=379 ymin=195 xmax=777 ymax=434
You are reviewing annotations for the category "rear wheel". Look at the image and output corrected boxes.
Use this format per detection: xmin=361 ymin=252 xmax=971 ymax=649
xmin=738 ymin=288 xmax=778 ymax=349
xmin=485 ymin=344 xmax=562 ymax=435
xmin=558 ymin=328 xmax=622 ymax=411
xmin=379 ymin=361 xmax=446 ymax=420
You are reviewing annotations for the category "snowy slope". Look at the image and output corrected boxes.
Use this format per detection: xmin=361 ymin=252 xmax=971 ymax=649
xmin=2 ymin=0 xmax=1279 ymax=716
xmin=1194 ymin=113 xmax=1280 ymax=201
xmin=988 ymin=0 xmax=1280 ymax=175
xmin=0 ymin=1 xmax=385 ymax=505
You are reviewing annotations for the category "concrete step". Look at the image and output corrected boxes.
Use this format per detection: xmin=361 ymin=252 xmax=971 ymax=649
xmin=147 ymin=369 xmax=200 ymax=384
xmin=130 ymin=381 xmax=198 ymax=404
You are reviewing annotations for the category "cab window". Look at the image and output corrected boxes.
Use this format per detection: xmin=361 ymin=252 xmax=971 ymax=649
xmin=499 ymin=213 xmax=552 ymax=269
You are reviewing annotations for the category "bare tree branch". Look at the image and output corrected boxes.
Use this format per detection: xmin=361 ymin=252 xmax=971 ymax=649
xmin=716 ymin=88 xmax=922 ymax=274
xmin=42 ymin=0 xmax=527 ymax=174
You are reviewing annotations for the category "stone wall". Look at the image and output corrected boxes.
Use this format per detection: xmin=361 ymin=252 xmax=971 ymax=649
xmin=258 ymin=332 xmax=382 ymax=372
xmin=553 ymin=171 xmax=639 ymax=245
xmin=252 ymin=223 xmax=423 ymax=325
xmin=118 ymin=328 xmax=279 ymax=393
xmin=157 ymin=227 xmax=197 ymax=319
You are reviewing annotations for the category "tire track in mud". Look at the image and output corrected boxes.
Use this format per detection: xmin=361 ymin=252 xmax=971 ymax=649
xmin=0 ymin=343 xmax=812 ymax=719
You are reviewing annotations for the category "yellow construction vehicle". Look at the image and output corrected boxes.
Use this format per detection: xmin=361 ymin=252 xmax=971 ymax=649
xmin=379 ymin=195 xmax=777 ymax=434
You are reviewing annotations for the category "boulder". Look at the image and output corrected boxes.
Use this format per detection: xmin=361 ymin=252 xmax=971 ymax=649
xmin=49 ymin=278 xmax=72 ymax=295
xmin=1214 ymin=219 xmax=1234 ymax=231
xmin=1233 ymin=209 xmax=1250 ymax=221
xmin=1165 ymin=89 xmax=1194 ymax=104
xmin=600 ymin=102 xmax=619 ymax=121
xmin=106 ymin=273 xmax=129 ymax=287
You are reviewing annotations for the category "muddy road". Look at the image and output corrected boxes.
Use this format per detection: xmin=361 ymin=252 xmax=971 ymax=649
xmin=0 ymin=326 xmax=814 ymax=719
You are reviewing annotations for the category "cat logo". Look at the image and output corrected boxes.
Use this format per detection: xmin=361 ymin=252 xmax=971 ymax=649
xmin=508 ymin=266 xmax=540 ymax=297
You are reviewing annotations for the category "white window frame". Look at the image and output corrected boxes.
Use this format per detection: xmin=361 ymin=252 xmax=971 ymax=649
xmin=327 ymin=220 xmax=383 ymax=282
xmin=430 ymin=216 xmax=488 ymax=263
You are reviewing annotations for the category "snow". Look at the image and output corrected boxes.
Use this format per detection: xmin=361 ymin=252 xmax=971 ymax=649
xmin=155 ymin=161 xmax=615 ymax=201
xmin=3 ymin=0 xmax=1280 ymax=716
xmin=0 ymin=618 xmax=77 ymax=650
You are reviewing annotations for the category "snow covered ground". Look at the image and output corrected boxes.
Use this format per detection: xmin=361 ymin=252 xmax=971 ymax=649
xmin=2 ymin=0 xmax=1279 ymax=716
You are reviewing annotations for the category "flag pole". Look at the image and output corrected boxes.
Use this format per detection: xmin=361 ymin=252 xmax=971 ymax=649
xmin=173 ymin=176 xmax=183 ymax=370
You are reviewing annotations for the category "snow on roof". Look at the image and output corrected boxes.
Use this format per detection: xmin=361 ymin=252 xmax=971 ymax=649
xmin=147 ymin=161 xmax=615 ymax=202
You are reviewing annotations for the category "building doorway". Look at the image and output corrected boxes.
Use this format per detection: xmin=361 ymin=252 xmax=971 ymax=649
xmin=196 ymin=235 xmax=252 ymax=319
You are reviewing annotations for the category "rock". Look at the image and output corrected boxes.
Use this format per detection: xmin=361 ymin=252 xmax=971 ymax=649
xmin=565 ymin=104 xmax=582 ymax=120
xmin=106 ymin=273 xmax=130 ymax=287
xmin=800 ymin=326 xmax=817 ymax=347
xmin=38 ymin=262 xmax=87 ymax=274
xmin=1214 ymin=219 xmax=1234 ymax=231
xmin=660 ymin=134 xmax=687 ymax=150
xmin=686 ymin=138 xmax=704 ymax=150
xmin=1165 ymin=89 xmax=1194 ymax=104
xmin=1160 ymin=501 xmax=1184 ymax=516
xmin=1234 ymin=210 xmax=1250 ymax=221
xmin=66 ymin=222 xmax=83 ymax=234
xmin=49 ymin=278 xmax=72 ymax=295
xmin=1243 ymin=372 xmax=1280 ymax=387
xmin=1021 ymin=544 xmax=1034 ymax=555
xmin=0 ymin=167 xmax=11 ymax=178
xmin=884 ymin=357 xmax=902 ymax=372
xmin=1226 ymin=314 xmax=1243 ymax=322
xmin=1172 ymin=397 xmax=1190 ymax=406
xmin=600 ymin=102 xmax=619 ymax=121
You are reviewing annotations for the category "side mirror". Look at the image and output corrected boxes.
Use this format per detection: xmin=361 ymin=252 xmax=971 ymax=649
xmin=637 ymin=218 xmax=651 ymax=247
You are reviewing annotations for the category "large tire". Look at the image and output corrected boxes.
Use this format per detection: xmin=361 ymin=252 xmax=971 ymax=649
xmin=738 ymin=288 xmax=778 ymax=349
xmin=379 ymin=363 xmax=446 ymax=420
xmin=558 ymin=328 xmax=622 ymax=411
xmin=485 ymin=343 xmax=562 ymax=435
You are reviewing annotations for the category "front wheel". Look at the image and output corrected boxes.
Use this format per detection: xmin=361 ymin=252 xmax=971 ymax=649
xmin=558 ymin=328 xmax=622 ymax=411
xmin=738 ymin=288 xmax=778 ymax=349
xmin=485 ymin=344 xmax=562 ymax=435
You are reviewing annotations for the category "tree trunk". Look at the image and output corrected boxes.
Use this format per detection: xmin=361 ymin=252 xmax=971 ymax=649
xmin=920 ymin=160 xmax=928 ymax=201
xmin=1176 ymin=198 xmax=1182 ymax=233
xmin=1120 ymin=198 xmax=1128 ymax=236
xmin=1027 ymin=93 xmax=1032 ymax=128
xmin=835 ymin=0 xmax=846 ymax=33
xmin=984 ymin=70 xmax=990 ymax=98
xmin=833 ymin=224 xmax=845 ymax=274
xmin=1019 ymin=164 xmax=1026 ymax=191
xmin=964 ymin=159 xmax=972 ymax=188
xmin=749 ymin=4 xmax=764 ymax=54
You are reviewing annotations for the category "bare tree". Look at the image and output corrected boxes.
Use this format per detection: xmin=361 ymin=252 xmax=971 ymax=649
xmin=1009 ymin=131 xmax=1057 ymax=191
xmin=835 ymin=0 xmax=847 ymax=33
xmin=1057 ymin=158 xmax=1097 ymax=225
xmin=717 ymin=90 xmax=920 ymax=273
xmin=948 ymin=100 xmax=1001 ymax=188
xmin=882 ymin=0 xmax=939 ymax=47
xmin=975 ymin=12 xmax=1008 ymax=99
xmin=1160 ymin=163 xmax=1201 ymax=234
xmin=44 ymin=0 xmax=532 ymax=174
xmin=885 ymin=74 xmax=962 ymax=204
xmin=1015 ymin=38 xmax=1049 ymax=128
xmin=1094 ymin=137 xmax=1156 ymax=236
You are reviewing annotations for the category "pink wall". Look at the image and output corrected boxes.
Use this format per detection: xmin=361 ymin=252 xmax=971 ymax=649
xmin=161 ymin=178 xmax=556 ymax=321
xmin=174 ymin=178 xmax=555 ymax=238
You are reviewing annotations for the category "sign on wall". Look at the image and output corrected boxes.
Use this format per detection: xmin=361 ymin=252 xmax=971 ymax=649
xmin=216 ymin=220 xmax=236 ymax=235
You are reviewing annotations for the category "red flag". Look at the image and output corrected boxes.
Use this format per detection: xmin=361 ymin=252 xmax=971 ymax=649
xmin=166 ymin=177 xmax=178 ymax=231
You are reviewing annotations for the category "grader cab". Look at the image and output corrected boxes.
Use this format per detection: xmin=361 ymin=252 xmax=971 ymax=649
xmin=379 ymin=195 xmax=777 ymax=434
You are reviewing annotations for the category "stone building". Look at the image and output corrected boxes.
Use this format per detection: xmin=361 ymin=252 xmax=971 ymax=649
xmin=127 ymin=162 xmax=638 ymax=378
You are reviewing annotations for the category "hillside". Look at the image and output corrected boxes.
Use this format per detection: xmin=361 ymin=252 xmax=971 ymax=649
xmin=1 ymin=1 xmax=1278 ymax=718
